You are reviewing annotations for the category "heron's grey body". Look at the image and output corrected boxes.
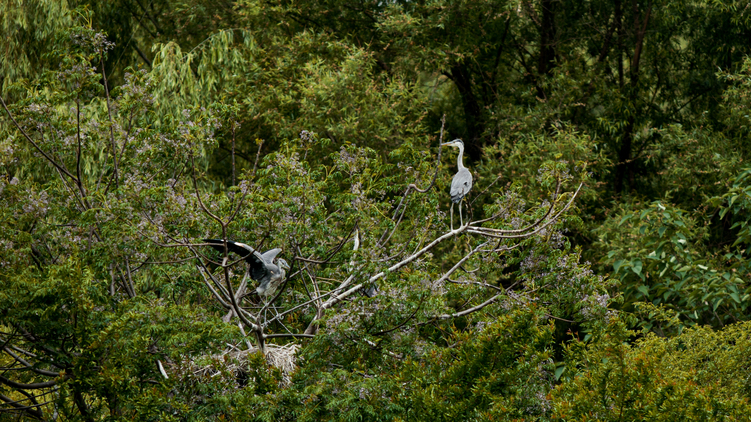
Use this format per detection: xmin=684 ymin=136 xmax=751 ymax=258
xmin=204 ymin=239 xmax=289 ymax=299
xmin=450 ymin=167 xmax=472 ymax=203
xmin=349 ymin=228 xmax=378 ymax=298
xmin=441 ymin=139 xmax=472 ymax=229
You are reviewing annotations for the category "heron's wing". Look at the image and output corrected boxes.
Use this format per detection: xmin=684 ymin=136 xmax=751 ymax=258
xmin=204 ymin=239 xmax=269 ymax=281
xmin=260 ymin=248 xmax=282 ymax=263
xmin=204 ymin=239 xmax=233 ymax=256
xmin=230 ymin=242 xmax=270 ymax=281
xmin=450 ymin=169 xmax=473 ymax=202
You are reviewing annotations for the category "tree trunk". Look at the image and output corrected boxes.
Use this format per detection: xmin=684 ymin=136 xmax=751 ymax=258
xmin=614 ymin=118 xmax=634 ymax=193
xmin=448 ymin=64 xmax=484 ymax=161
xmin=614 ymin=0 xmax=651 ymax=193
xmin=538 ymin=0 xmax=557 ymax=78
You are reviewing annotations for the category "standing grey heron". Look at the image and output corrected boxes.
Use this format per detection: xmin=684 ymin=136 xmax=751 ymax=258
xmin=204 ymin=239 xmax=289 ymax=299
xmin=349 ymin=228 xmax=377 ymax=298
xmin=442 ymin=139 xmax=473 ymax=229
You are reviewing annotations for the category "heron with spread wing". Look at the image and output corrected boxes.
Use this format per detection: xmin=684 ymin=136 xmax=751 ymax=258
xmin=204 ymin=239 xmax=289 ymax=299
xmin=442 ymin=139 xmax=473 ymax=229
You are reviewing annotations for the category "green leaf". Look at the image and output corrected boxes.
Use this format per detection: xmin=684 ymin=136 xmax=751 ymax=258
xmin=637 ymin=285 xmax=650 ymax=296
xmin=632 ymin=260 xmax=643 ymax=276
xmin=554 ymin=366 xmax=566 ymax=381
xmin=613 ymin=259 xmax=624 ymax=273
xmin=713 ymin=299 xmax=723 ymax=312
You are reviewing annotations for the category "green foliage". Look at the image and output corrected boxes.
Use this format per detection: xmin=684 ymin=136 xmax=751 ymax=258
xmin=1 ymin=0 xmax=73 ymax=92
xmin=597 ymin=201 xmax=745 ymax=329
xmin=717 ymin=167 xmax=751 ymax=253
xmin=397 ymin=309 xmax=555 ymax=421
xmin=4 ymin=0 xmax=751 ymax=420
xmin=553 ymin=316 xmax=751 ymax=421
xmin=222 ymin=308 xmax=556 ymax=422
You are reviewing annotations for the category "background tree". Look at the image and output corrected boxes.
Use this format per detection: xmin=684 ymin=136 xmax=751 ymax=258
xmin=2 ymin=0 xmax=751 ymax=420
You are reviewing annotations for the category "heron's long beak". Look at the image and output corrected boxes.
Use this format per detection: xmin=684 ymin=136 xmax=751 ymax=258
xmin=441 ymin=141 xmax=458 ymax=147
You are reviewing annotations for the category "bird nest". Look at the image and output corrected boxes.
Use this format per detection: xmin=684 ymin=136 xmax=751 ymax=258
xmin=190 ymin=343 xmax=299 ymax=387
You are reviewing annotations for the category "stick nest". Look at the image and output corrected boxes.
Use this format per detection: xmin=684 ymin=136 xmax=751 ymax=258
xmin=190 ymin=343 xmax=300 ymax=386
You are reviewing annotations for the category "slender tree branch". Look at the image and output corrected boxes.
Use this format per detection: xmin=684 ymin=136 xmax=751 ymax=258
xmin=195 ymin=264 xmax=232 ymax=309
xmin=0 ymin=393 xmax=44 ymax=418
xmin=2 ymin=347 xmax=59 ymax=377
xmin=0 ymin=374 xmax=57 ymax=390
xmin=468 ymin=183 xmax=582 ymax=238
xmin=0 ymin=93 xmax=78 ymax=182
xmin=435 ymin=292 xmax=505 ymax=320
xmin=190 ymin=156 xmax=227 ymax=240
xmin=264 ymin=289 xmax=336 ymax=327
xmin=372 ymin=292 xmax=428 ymax=336
xmin=263 ymin=333 xmax=315 ymax=339
xmin=470 ymin=178 xmax=562 ymax=228
xmin=252 ymin=139 xmax=263 ymax=178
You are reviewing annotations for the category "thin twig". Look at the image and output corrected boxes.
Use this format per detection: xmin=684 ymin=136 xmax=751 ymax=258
xmin=252 ymin=139 xmax=263 ymax=178
xmin=0 ymin=93 xmax=79 ymax=183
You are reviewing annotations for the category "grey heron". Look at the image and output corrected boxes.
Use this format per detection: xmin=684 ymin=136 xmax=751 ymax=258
xmin=349 ymin=228 xmax=377 ymax=298
xmin=204 ymin=239 xmax=289 ymax=299
xmin=442 ymin=139 xmax=473 ymax=229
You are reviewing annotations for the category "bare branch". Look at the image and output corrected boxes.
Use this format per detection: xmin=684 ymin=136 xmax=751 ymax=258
xmin=190 ymin=156 xmax=226 ymax=232
xmin=409 ymin=113 xmax=447 ymax=194
xmin=0 ymin=374 xmax=57 ymax=390
xmin=470 ymin=178 xmax=562 ymax=228
xmin=432 ymin=241 xmax=490 ymax=287
xmin=263 ymin=333 xmax=315 ymax=339
xmin=372 ymin=293 xmax=428 ymax=336
xmin=321 ymin=223 xmax=472 ymax=310
xmin=2 ymin=347 xmax=59 ymax=377
xmin=435 ymin=292 xmax=505 ymax=320
xmin=469 ymin=173 xmax=503 ymax=206
xmin=263 ymin=289 xmax=336 ymax=328
xmin=447 ymin=278 xmax=504 ymax=293
xmin=220 ymin=262 xmax=262 ymax=337
xmin=195 ymin=265 xmax=232 ymax=309
xmin=226 ymin=185 xmax=251 ymax=226
xmin=0 ymin=393 xmax=44 ymax=418
xmin=468 ymin=183 xmax=582 ymax=238
xmin=252 ymin=139 xmax=264 ymax=178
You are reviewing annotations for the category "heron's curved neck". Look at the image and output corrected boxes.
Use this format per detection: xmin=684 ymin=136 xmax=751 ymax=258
xmin=456 ymin=144 xmax=466 ymax=171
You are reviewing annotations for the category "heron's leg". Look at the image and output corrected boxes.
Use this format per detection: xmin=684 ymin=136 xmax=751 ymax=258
xmin=450 ymin=202 xmax=455 ymax=231
xmin=262 ymin=300 xmax=270 ymax=324
xmin=459 ymin=200 xmax=464 ymax=227
xmin=262 ymin=301 xmax=281 ymax=325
